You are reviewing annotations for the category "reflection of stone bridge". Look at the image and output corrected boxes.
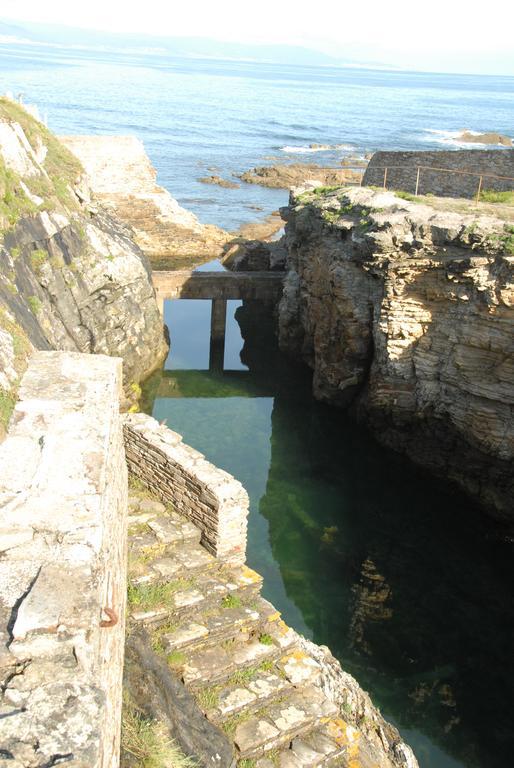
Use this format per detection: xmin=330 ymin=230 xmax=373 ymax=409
xmin=152 ymin=270 xmax=285 ymax=371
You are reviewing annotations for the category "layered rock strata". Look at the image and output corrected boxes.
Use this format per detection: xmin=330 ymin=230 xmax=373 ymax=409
xmin=0 ymin=98 xmax=166 ymax=434
xmin=278 ymin=185 xmax=514 ymax=518
xmin=0 ymin=351 xmax=127 ymax=768
xmin=61 ymin=136 xmax=229 ymax=268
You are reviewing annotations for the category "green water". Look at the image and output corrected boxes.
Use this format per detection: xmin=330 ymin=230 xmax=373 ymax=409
xmin=142 ymin=299 xmax=514 ymax=768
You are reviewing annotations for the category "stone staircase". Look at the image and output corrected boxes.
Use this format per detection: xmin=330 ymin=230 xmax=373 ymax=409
xmin=127 ymin=491 xmax=382 ymax=767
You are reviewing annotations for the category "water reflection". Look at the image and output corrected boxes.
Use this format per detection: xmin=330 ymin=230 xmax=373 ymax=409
xmin=142 ymin=298 xmax=514 ymax=768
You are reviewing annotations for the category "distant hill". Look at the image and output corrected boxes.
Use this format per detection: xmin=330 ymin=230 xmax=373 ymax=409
xmin=0 ymin=18 xmax=359 ymax=67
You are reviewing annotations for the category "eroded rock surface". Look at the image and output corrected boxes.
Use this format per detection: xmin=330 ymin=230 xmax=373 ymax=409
xmin=61 ymin=135 xmax=229 ymax=268
xmin=0 ymin=352 xmax=127 ymax=768
xmin=0 ymin=98 xmax=166 ymax=434
xmin=278 ymin=185 xmax=514 ymax=517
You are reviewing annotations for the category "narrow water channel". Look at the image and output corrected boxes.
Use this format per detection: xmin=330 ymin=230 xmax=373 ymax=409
xmin=141 ymin=297 xmax=514 ymax=768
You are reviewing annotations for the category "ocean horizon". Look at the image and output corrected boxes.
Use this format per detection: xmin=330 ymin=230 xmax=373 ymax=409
xmin=1 ymin=40 xmax=513 ymax=231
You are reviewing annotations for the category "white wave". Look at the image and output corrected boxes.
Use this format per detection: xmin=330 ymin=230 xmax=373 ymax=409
xmin=420 ymin=129 xmax=512 ymax=149
xmin=280 ymin=143 xmax=355 ymax=154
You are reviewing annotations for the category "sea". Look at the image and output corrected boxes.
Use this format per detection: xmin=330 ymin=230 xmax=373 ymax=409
xmin=1 ymin=42 xmax=513 ymax=231
xmin=1 ymin=40 xmax=514 ymax=768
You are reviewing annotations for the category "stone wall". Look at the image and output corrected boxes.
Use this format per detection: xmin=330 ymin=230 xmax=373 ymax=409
xmin=0 ymin=351 xmax=128 ymax=768
xmin=363 ymin=150 xmax=514 ymax=198
xmin=123 ymin=413 xmax=249 ymax=564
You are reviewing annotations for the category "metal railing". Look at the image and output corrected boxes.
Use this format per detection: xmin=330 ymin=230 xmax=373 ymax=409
xmin=360 ymin=164 xmax=514 ymax=203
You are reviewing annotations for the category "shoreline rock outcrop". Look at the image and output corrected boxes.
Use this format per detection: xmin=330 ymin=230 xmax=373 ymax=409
xmin=458 ymin=131 xmax=512 ymax=146
xmin=238 ymin=164 xmax=361 ymax=189
xmin=278 ymin=185 xmax=514 ymax=518
xmin=60 ymin=135 xmax=229 ymax=269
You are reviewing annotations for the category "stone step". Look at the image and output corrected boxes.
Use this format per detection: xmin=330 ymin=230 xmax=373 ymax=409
xmin=171 ymin=618 xmax=297 ymax=691
xmin=198 ymin=667 xmax=294 ymax=723
xmin=128 ymin=497 xmax=201 ymax=545
xmin=129 ymin=562 xmax=264 ymax=626
xmin=252 ymin=718 xmax=372 ymax=768
xmin=158 ymin=597 xmax=279 ymax=656
xmin=230 ymin=686 xmax=338 ymax=760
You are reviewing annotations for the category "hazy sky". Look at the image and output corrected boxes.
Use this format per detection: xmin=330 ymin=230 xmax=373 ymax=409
xmin=2 ymin=0 xmax=514 ymax=74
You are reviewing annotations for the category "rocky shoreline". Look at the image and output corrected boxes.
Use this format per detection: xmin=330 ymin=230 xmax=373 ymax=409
xmin=238 ymin=164 xmax=362 ymax=189
xmin=277 ymin=185 xmax=514 ymax=519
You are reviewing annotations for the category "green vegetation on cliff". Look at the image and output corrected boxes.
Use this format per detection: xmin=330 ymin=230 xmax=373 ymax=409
xmin=0 ymin=97 xmax=83 ymax=229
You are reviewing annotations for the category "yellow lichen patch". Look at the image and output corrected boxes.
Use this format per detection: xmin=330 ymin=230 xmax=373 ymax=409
xmin=240 ymin=565 xmax=262 ymax=584
xmin=277 ymin=619 xmax=290 ymax=636
xmin=281 ymin=649 xmax=308 ymax=664
xmin=268 ymin=611 xmax=281 ymax=623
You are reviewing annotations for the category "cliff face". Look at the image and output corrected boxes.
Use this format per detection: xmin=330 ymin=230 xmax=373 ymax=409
xmin=0 ymin=98 xmax=167 ymax=437
xmin=60 ymin=136 xmax=228 ymax=268
xmin=278 ymin=186 xmax=514 ymax=518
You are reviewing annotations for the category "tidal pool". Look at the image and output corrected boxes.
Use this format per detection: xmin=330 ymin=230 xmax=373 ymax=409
xmin=141 ymin=298 xmax=514 ymax=768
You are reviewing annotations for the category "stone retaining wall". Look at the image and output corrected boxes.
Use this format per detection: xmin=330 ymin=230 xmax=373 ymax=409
xmin=363 ymin=149 xmax=514 ymax=198
xmin=123 ymin=413 xmax=249 ymax=564
xmin=0 ymin=351 xmax=127 ymax=768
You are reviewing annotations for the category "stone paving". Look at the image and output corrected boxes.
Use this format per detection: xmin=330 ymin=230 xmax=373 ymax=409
xmin=127 ymin=488 xmax=390 ymax=767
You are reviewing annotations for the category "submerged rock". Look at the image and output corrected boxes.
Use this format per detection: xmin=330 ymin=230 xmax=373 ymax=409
xmin=238 ymin=163 xmax=361 ymax=189
xmin=458 ymin=131 xmax=512 ymax=146
xmin=278 ymin=185 xmax=514 ymax=518
xmin=198 ymin=174 xmax=240 ymax=189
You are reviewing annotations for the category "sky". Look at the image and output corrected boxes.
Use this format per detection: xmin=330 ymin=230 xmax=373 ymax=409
xmin=1 ymin=0 xmax=514 ymax=74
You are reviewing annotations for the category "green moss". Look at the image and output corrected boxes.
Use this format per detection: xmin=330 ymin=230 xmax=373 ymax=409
xmin=0 ymin=97 xmax=84 ymax=227
xmin=0 ymin=388 xmax=16 ymax=430
xmin=30 ymin=248 xmax=47 ymax=273
xmin=0 ymin=158 xmax=38 ymax=228
xmin=27 ymin=295 xmax=42 ymax=315
xmin=259 ymin=633 xmax=274 ymax=646
xmin=312 ymin=185 xmax=342 ymax=196
xmin=222 ymin=594 xmax=242 ymax=609
xmin=166 ymin=650 xmax=187 ymax=668
xmin=394 ymin=190 xmax=419 ymax=202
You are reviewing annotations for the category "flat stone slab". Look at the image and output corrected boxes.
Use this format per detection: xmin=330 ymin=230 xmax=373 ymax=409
xmin=234 ymin=718 xmax=280 ymax=755
xmin=279 ymin=650 xmax=322 ymax=685
xmin=183 ymin=647 xmax=233 ymax=684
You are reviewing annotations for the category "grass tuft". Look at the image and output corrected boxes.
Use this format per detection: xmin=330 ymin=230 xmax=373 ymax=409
xmin=222 ymin=594 xmax=242 ymax=609
xmin=479 ymin=189 xmax=514 ymax=204
xmin=196 ymin=685 xmax=220 ymax=711
xmin=128 ymin=578 xmax=196 ymax=609
xmin=122 ymin=697 xmax=197 ymax=768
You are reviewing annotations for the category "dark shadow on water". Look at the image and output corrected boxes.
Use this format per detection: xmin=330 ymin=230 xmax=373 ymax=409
xmin=142 ymin=299 xmax=514 ymax=768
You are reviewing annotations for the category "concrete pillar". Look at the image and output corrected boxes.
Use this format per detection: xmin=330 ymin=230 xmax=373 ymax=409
xmin=209 ymin=298 xmax=227 ymax=371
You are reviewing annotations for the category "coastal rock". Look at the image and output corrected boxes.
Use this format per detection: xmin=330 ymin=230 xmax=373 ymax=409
xmin=60 ymin=135 xmax=229 ymax=268
xmin=223 ymin=238 xmax=287 ymax=272
xmin=198 ymin=174 xmax=240 ymax=189
xmin=238 ymin=164 xmax=361 ymax=189
xmin=0 ymin=97 xmax=166 ymax=431
xmin=278 ymin=185 xmax=514 ymax=517
xmin=458 ymin=131 xmax=512 ymax=146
